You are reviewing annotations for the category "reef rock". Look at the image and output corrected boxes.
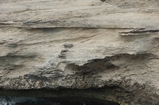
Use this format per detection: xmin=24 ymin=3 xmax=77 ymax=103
xmin=0 ymin=0 xmax=159 ymax=105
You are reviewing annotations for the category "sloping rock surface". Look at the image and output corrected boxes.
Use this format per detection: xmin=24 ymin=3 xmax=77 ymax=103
xmin=0 ymin=0 xmax=159 ymax=105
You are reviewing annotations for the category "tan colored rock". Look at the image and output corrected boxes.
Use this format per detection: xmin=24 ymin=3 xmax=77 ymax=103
xmin=0 ymin=0 xmax=159 ymax=105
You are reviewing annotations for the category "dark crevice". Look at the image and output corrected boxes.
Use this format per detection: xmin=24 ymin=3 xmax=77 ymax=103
xmin=129 ymin=29 xmax=159 ymax=33
xmin=0 ymin=96 xmax=120 ymax=105
xmin=0 ymin=86 xmax=129 ymax=105
xmin=0 ymin=87 xmax=122 ymax=105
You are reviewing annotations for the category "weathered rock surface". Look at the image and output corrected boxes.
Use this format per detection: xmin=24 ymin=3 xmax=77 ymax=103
xmin=0 ymin=0 xmax=159 ymax=105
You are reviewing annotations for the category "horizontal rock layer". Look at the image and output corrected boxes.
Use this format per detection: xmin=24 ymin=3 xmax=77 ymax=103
xmin=0 ymin=0 xmax=159 ymax=105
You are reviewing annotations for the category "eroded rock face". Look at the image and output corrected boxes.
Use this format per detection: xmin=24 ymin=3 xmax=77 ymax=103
xmin=0 ymin=0 xmax=159 ymax=105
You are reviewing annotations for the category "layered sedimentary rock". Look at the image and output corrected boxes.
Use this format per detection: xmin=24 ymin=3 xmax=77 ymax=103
xmin=0 ymin=0 xmax=159 ymax=105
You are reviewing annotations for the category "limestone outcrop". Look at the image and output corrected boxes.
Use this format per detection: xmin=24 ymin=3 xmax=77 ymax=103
xmin=0 ymin=0 xmax=159 ymax=105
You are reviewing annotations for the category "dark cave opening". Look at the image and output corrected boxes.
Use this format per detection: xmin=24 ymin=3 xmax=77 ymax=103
xmin=0 ymin=96 xmax=119 ymax=105
xmin=0 ymin=87 xmax=122 ymax=105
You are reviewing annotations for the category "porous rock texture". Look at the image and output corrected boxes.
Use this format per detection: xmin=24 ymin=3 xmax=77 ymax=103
xmin=0 ymin=0 xmax=159 ymax=105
